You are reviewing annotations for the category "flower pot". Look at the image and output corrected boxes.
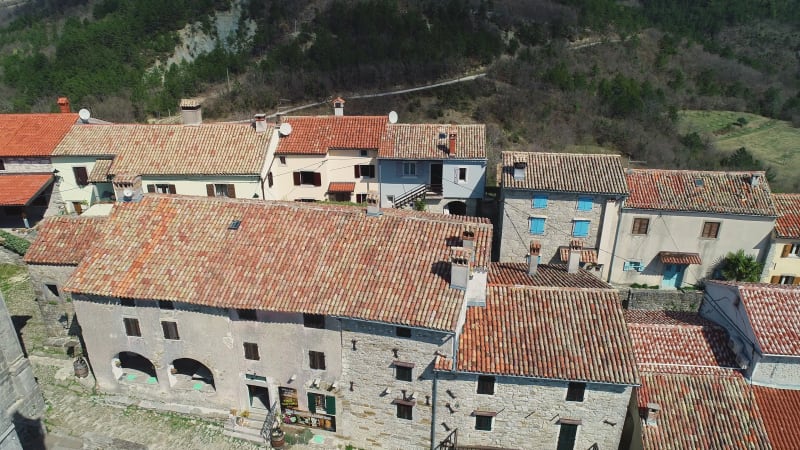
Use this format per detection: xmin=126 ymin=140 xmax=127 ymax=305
xmin=270 ymin=429 xmax=285 ymax=448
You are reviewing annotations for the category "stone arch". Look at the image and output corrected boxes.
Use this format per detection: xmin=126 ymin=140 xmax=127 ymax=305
xmin=112 ymin=351 xmax=158 ymax=385
xmin=167 ymin=358 xmax=215 ymax=392
xmin=445 ymin=201 xmax=467 ymax=216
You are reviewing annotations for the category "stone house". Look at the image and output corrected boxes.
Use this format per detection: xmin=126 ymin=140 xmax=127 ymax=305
xmin=761 ymin=193 xmax=800 ymax=285
xmin=700 ymin=281 xmax=800 ymax=388
xmin=57 ymin=194 xmax=494 ymax=449
xmin=610 ymin=170 xmax=777 ymax=288
xmin=0 ymin=108 xmax=78 ymax=227
xmin=51 ymin=100 xmax=271 ymax=215
xmin=497 ymin=152 xmax=629 ymax=280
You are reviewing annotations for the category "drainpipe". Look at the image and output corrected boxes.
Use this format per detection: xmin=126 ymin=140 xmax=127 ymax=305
xmin=430 ymin=370 xmax=438 ymax=450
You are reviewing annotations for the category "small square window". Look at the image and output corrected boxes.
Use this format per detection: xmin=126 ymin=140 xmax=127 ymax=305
xmin=121 ymin=299 xmax=135 ymax=307
xmin=396 ymin=366 xmax=412 ymax=381
xmin=632 ymin=218 xmax=650 ymax=235
xmin=396 ymin=403 xmax=413 ymax=420
xmin=566 ymin=382 xmax=586 ymax=402
xmin=237 ymin=309 xmax=258 ymax=321
xmin=396 ymin=327 xmax=411 ymax=338
xmin=158 ymin=300 xmax=174 ymax=310
xmin=303 ymin=314 xmax=325 ymax=329
xmin=123 ymin=318 xmax=141 ymax=337
xmin=356 ymin=193 xmax=368 ymax=204
xmin=243 ymin=342 xmax=260 ymax=360
xmin=279 ymin=156 xmax=287 ymax=165
xmin=572 ymin=220 xmax=590 ymax=237
xmin=701 ymin=221 xmax=720 ymax=238
xmin=475 ymin=415 xmax=493 ymax=431
xmin=477 ymin=375 xmax=495 ymax=395
xmin=402 ymin=162 xmax=416 ymax=177
xmin=309 ymin=351 xmax=326 ymax=370
xmin=161 ymin=321 xmax=179 ymax=340
xmin=360 ymin=150 xmax=368 ymax=157
xmin=532 ymin=195 xmax=548 ymax=209
xmin=45 ymin=284 xmax=60 ymax=297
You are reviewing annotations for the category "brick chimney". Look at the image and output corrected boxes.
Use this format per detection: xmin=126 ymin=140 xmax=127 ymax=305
xmin=180 ymin=99 xmax=202 ymax=126
xmin=567 ymin=239 xmax=583 ymax=274
xmin=57 ymin=97 xmax=71 ymax=113
xmin=528 ymin=240 xmax=541 ymax=276
xmin=254 ymin=113 xmax=267 ymax=133
xmin=448 ymin=131 xmax=457 ymax=157
xmin=333 ymin=97 xmax=345 ymax=116
xmin=462 ymin=227 xmax=475 ymax=252
xmin=645 ymin=403 xmax=660 ymax=426
xmin=513 ymin=161 xmax=527 ymax=180
xmin=450 ymin=247 xmax=473 ymax=291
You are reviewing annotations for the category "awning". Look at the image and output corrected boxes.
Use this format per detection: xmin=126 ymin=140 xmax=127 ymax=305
xmin=328 ymin=182 xmax=355 ymax=193
xmin=559 ymin=247 xmax=598 ymax=264
xmin=88 ymin=158 xmax=113 ymax=182
xmin=659 ymin=251 xmax=702 ymax=265
xmin=0 ymin=173 xmax=54 ymax=206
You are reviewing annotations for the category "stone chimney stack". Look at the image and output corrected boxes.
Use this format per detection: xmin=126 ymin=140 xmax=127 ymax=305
xmin=448 ymin=131 xmax=457 ymax=157
xmin=57 ymin=97 xmax=71 ymax=113
xmin=567 ymin=239 xmax=583 ymax=274
xmin=450 ymin=247 xmax=473 ymax=291
xmin=528 ymin=240 xmax=541 ymax=276
xmin=254 ymin=114 xmax=267 ymax=133
xmin=750 ymin=173 xmax=761 ymax=187
xmin=366 ymin=191 xmax=381 ymax=216
xmin=333 ymin=97 xmax=345 ymax=116
xmin=180 ymin=99 xmax=202 ymax=126
xmin=462 ymin=227 xmax=475 ymax=252
xmin=513 ymin=161 xmax=527 ymax=180
xmin=645 ymin=403 xmax=661 ymax=426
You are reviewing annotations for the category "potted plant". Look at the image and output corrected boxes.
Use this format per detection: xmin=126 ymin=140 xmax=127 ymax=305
xmin=270 ymin=427 xmax=285 ymax=448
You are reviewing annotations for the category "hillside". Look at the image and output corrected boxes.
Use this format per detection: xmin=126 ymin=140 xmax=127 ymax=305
xmin=0 ymin=0 xmax=799 ymax=189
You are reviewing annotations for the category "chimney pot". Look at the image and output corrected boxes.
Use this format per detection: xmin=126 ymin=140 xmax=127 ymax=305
xmin=528 ymin=240 xmax=541 ymax=276
xmin=448 ymin=132 xmax=457 ymax=156
xmin=333 ymin=97 xmax=345 ymax=116
xmin=254 ymin=113 xmax=267 ymax=133
xmin=567 ymin=239 xmax=584 ymax=274
xmin=57 ymin=97 xmax=71 ymax=113
xmin=513 ymin=161 xmax=527 ymax=180
xmin=645 ymin=403 xmax=661 ymax=426
xmin=450 ymin=247 xmax=473 ymax=291
xmin=750 ymin=173 xmax=761 ymax=186
xmin=180 ymin=98 xmax=202 ymax=126
xmin=366 ymin=191 xmax=381 ymax=216
xmin=462 ymin=227 xmax=475 ymax=251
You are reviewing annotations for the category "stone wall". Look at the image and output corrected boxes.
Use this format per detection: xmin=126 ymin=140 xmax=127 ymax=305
xmin=619 ymin=288 xmax=703 ymax=311
xmin=1 ymin=158 xmax=50 ymax=173
xmin=26 ymin=265 xmax=77 ymax=340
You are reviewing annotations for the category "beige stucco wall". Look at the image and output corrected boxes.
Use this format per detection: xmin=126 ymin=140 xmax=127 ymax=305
xmin=610 ymin=210 xmax=774 ymax=287
xmin=761 ymin=238 xmax=800 ymax=282
xmin=265 ymin=151 xmax=378 ymax=202
xmin=52 ymin=156 xmax=99 ymax=212
xmin=141 ymin=175 xmax=262 ymax=200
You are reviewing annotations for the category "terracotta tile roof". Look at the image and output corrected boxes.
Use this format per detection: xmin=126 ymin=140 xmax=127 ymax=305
xmin=638 ymin=373 xmax=770 ymax=450
xmin=24 ymin=216 xmax=107 ymax=265
xmin=456 ymin=286 xmax=639 ymax=384
xmin=434 ymin=355 xmax=453 ymax=371
xmin=488 ymin=263 xmax=611 ymax=289
xmin=753 ymin=385 xmax=800 ymax=450
xmin=276 ymin=116 xmax=387 ymax=155
xmin=557 ymin=246 xmax=598 ymax=264
xmin=0 ymin=113 xmax=78 ymax=157
xmin=64 ymin=196 xmax=492 ymax=331
xmin=87 ymin=158 xmax=113 ymax=183
xmin=0 ymin=174 xmax=54 ymax=206
xmin=773 ymin=193 xmax=800 ymax=239
xmin=722 ymin=282 xmax=800 ymax=356
xmin=328 ymin=182 xmax=355 ymax=193
xmin=625 ymin=311 xmax=739 ymax=375
xmin=379 ymin=124 xmax=486 ymax=160
xmin=658 ymin=251 xmax=702 ymax=265
xmin=625 ymin=169 xmax=777 ymax=216
xmin=53 ymin=123 xmax=269 ymax=176
xmin=500 ymin=152 xmax=629 ymax=194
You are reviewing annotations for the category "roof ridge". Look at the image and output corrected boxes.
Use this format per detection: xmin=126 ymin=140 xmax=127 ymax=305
xmin=629 ymin=168 xmax=767 ymax=176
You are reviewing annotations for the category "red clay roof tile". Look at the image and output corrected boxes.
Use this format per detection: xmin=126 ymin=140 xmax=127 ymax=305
xmin=276 ymin=116 xmax=387 ymax=155
xmin=380 ymin=124 xmax=485 ymax=160
xmin=753 ymin=385 xmax=800 ymax=450
xmin=24 ymin=216 xmax=107 ymax=265
xmin=501 ymin=152 xmax=629 ymax=194
xmin=0 ymin=174 xmax=54 ymax=206
xmin=328 ymin=182 xmax=355 ymax=193
xmin=727 ymin=282 xmax=800 ymax=356
xmin=0 ymin=113 xmax=78 ymax=157
xmin=488 ymin=263 xmax=610 ymax=289
xmin=773 ymin=193 xmax=800 ymax=239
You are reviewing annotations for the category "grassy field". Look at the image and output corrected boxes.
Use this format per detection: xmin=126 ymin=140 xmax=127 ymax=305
xmin=679 ymin=110 xmax=800 ymax=192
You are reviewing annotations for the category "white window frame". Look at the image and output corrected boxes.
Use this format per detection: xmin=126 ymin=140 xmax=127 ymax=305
xmin=457 ymin=167 xmax=467 ymax=183
xmin=402 ymin=162 xmax=417 ymax=177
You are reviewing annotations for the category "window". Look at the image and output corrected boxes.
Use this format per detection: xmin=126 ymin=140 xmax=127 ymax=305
xmin=475 ymin=414 xmax=493 ymax=431
xmin=623 ymin=261 xmax=644 ymax=272
xmin=781 ymin=244 xmax=800 ymax=258
xmin=121 ymin=299 xmax=135 ymax=307
xmin=279 ymin=156 xmax=287 ymax=165
xmin=632 ymin=218 xmax=650 ymax=235
xmin=532 ymin=194 xmax=548 ymax=209
xmin=556 ymin=424 xmax=579 ymax=450
xmin=123 ymin=318 xmax=141 ymax=337
xmin=572 ymin=220 xmax=590 ymax=237
xmin=773 ymin=275 xmax=797 ymax=285
xmin=45 ymin=284 xmax=59 ymax=297
xmin=701 ymin=221 xmax=720 ymax=238
xmin=457 ymin=167 xmax=467 ymax=183
xmin=309 ymin=351 xmax=326 ymax=370
xmin=243 ymin=342 xmax=260 ymax=360
xmin=206 ymin=184 xmax=236 ymax=198
xmin=146 ymin=184 xmax=176 ymax=194
xmin=293 ymin=171 xmax=321 ymax=186
xmin=360 ymin=150 xmax=368 ymax=157
xmin=161 ymin=321 xmax=179 ymax=340
xmin=387 ymin=195 xmax=395 ymax=204
xmin=395 ymin=327 xmax=411 ymax=338
xmin=267 ymin=172 xmax=274 ymax=188
xmin=308 ymin=393 xmax=336 ymax=414
xmin=396 ymin=403 xmax=413 ymax=420
xmin=529 ymin=217 xmax=546 ymax=235
xmin=354 ymin=165 xmax=375 ymax=178
xmin=396 ymin=366 xmax=412 ymax=381
xmin=577 ymin=196 xmax=593 ymax=211
xmin=402 ymin=162 xmax=416 ymax=177
xmin=158 ymin=300 xmax=174 ymax=310
xmin=356 ymin=194 xmax=368 ymax=203
xmin=303 ymin=314 xmax=325 ymax=329
xmin=237 ymin=309 xmax=257 ymax=321
xmin=477 ymin=375 xmax=495 ymax=395
xmin=73 ymin=166 xmax=89 ymax=186
xmin=566 ymin=382 xmax=586 ymax=402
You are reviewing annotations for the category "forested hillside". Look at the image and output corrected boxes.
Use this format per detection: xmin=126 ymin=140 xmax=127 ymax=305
xmin=1 ymin=0 xmax=798 ymax=190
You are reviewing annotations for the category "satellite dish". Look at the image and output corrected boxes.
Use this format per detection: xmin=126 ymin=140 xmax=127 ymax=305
xmin=279 ymin=122 xmax=293 ymax=136
xmin=388 ymin=111 xmax=398 ymax=124
xmin=78 ymin=108 xmax=91 ymax=123
xmin=123 ymin=189 xmax=133 ymax=197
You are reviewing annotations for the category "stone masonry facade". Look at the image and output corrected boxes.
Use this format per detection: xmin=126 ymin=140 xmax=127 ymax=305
xmin=26 ymin=265 xmax=77 ymax=340
xmin=0 ymin=157 xmax=50 ymax=173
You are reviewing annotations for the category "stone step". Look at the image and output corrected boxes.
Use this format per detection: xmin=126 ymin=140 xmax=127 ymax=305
xmin=222 ymin=427 xmax=266 ymax=445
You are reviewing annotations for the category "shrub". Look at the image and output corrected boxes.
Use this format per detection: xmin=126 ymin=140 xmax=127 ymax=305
xmin=0 ymin=231 xmax=30 ymax=256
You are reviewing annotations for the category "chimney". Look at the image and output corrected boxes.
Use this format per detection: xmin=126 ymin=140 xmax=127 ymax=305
xmin=645 ymin=403 xmax=661 ymax=426
xmin=448 ymin=131 xmax=457 ymax=157
xmin=750 ymin=173 xmax=761 ymax=187
xmin=567 ymin=239 xmax=583 ymax=274
xmin=528 ymin=240 xmax=541 ymax=276
xmin=254 ymin=113 xmax=267 ymax=133
xmin=450 ymin=247 xmax=473 ymax=291
xmin=57 ymin=97 xmax=71 ymax=113
xmin=333 ymin=97 xmax=345 ymax=116
xmin=513 ymin=161 xmax=527 ymax=180
xmin=462 ymin=227 xmax=475 ymax=252
xmin=366 ymin=191 xmax=381 ymax=216
xmin=180 ymin=98 xmax=202 ymax=126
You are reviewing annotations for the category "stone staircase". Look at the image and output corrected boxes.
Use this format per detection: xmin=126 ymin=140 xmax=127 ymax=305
xmin=222 ymin=410 xmax=268 ymax=445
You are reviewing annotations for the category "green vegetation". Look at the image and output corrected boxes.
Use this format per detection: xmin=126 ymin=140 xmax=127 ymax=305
xmin=717 ymin=249 xmax=764 ymax=283
xmin=0 ymin=230 xmax=31 ymax=255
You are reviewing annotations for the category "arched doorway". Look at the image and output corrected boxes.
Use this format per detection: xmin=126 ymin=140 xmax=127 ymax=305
xmin=112 ymin=352 xmax=157 ymax=385
xmin=168 ymin=358 xmax=215 ymax=392
xmin=445 ymin=201 xmax=467 ymax=216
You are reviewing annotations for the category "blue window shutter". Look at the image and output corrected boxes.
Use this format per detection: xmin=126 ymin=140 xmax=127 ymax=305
xmin=532 ymin=195 xmax=548 ymax=209
xmin=529 ymin=218 xmax=545 ymax=235
xmin=573 ymin=220 xmax=589 ymax=237
xmin=577 ymin=197 xmax=592 ymax=211
xmin=623 ymin=262 xmax=632 ymax=271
